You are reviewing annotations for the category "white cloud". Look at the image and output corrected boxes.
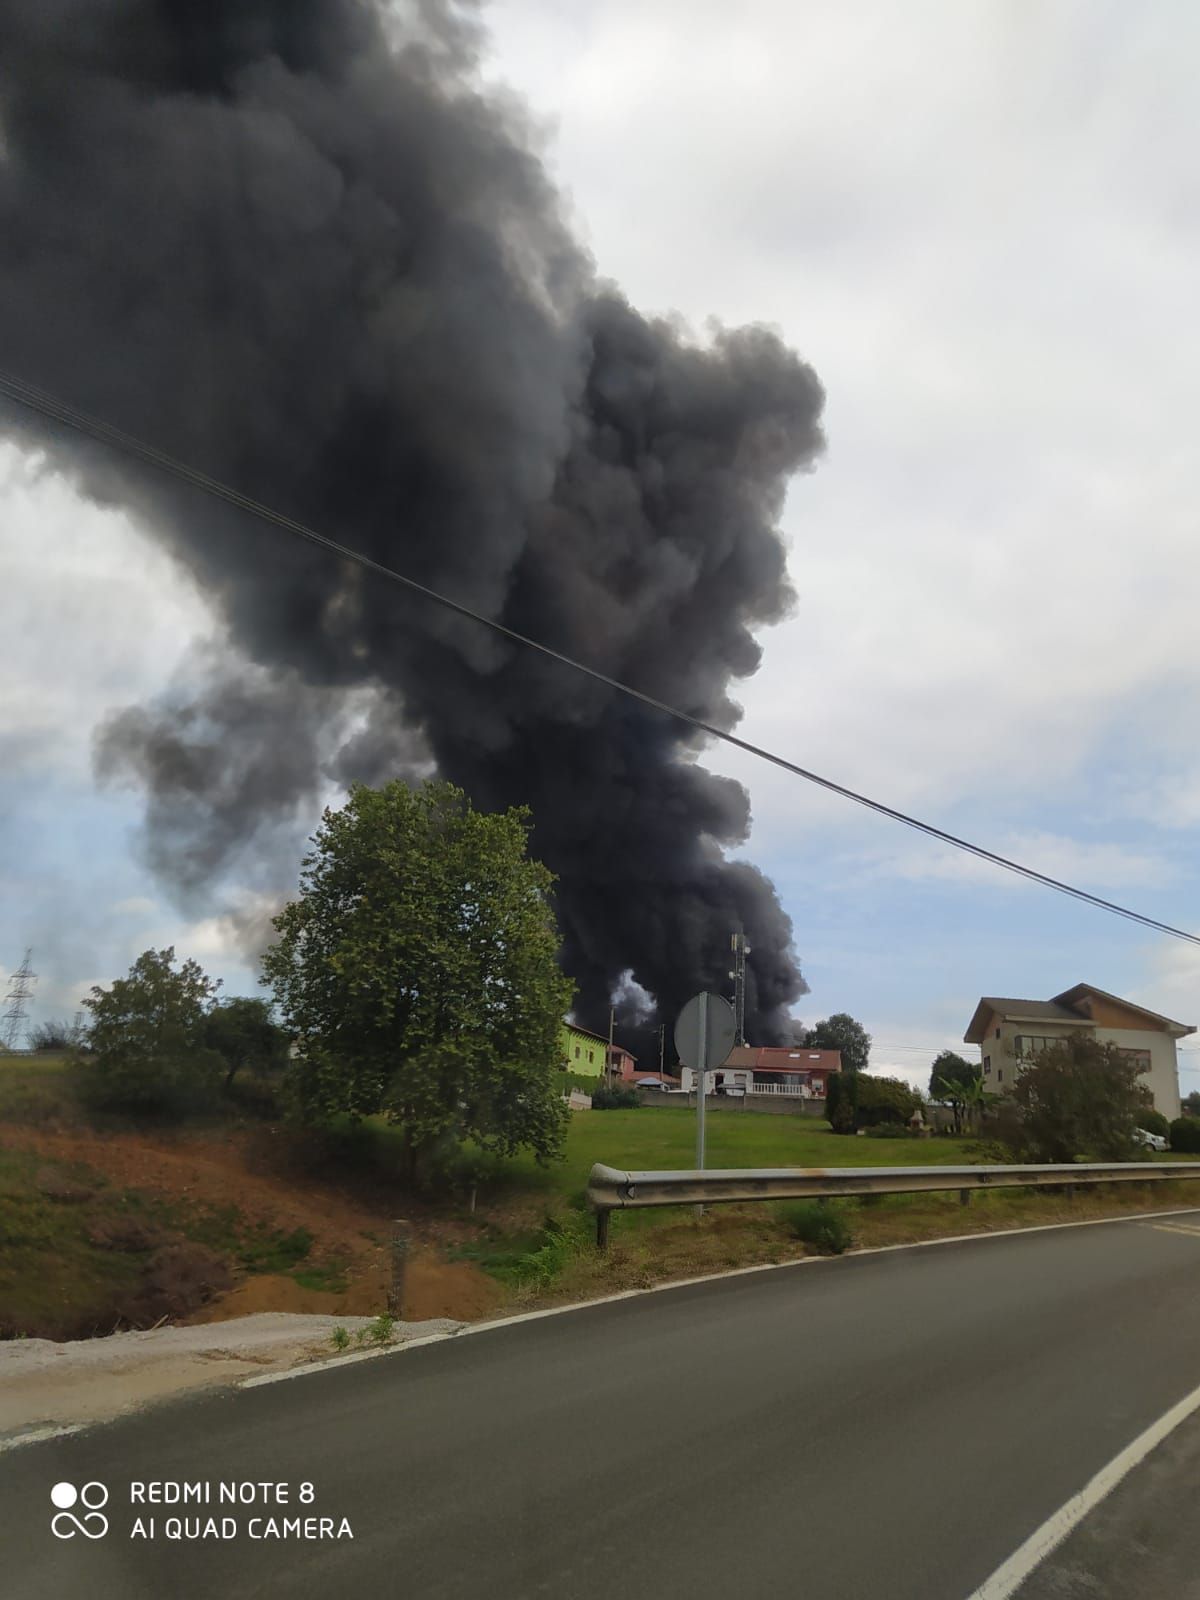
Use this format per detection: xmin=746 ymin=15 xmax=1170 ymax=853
xmin=0 ymin=443 xmax=213 ymax=784
xmin=849 ymin=831 xmax=1176 ymax=892
xmin=111 ymin=896 xmax=158 ymax=916
xmin=484 ymin=0 xmax=1200 ymax=854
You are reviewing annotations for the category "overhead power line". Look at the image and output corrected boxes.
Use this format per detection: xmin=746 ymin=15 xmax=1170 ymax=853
xmin=3 ymin=367 xmax=1198 ymax=947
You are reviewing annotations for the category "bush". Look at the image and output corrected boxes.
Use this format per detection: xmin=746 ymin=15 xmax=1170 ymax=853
xmin=77 ymin=1048 xmax=224 ymax=1119
xmin=855 ymin=1075 xmax=920 ymax=1127
xmin=1169 ymin=1117 xmax=1200 ymax=1154
xmin=1136 ymin=1108 xmax=1170 ymax=1138
xmin=778 ymin=1200 xmax=854 ymax=1255
xmin=590 ymin=1085 xmax=640 ymax=1110
xmin=28 ymin=1020 xmax=77 ymax=1053
xmin=863 ymin=1122 xmax=921 ymax=1139
xmin=560 ymin=1070 xmax=602 ymax=1095
xmin=517 ymin=1213 xmax=591 ymax=1286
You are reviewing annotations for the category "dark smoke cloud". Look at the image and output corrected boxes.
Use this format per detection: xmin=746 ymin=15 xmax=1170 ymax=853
xmin=0 ymin=0 xmax=823 ymax=1042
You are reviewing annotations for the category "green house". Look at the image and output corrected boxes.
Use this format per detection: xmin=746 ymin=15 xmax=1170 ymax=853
xmin=559 ymin=1021 xmax=608 ymax=1079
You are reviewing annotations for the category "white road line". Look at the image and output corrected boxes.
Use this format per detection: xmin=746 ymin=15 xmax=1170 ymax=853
xmin=1145 ymin=1221 xmax=1200 ymax=1239
xmin=238 ymin=1204 xmax=1200 ymax=1391
xmin=0 ymin=1423 xmax=85 ymax=1455
xmin=964 ymin=1379 xmax=1200 ymax=1600
xmin=240 ymin=1329 xmax=462 ymax=1388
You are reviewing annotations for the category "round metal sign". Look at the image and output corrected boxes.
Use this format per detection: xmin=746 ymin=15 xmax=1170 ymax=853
xmin=673 ymin=991 xmax=737 ymax=1071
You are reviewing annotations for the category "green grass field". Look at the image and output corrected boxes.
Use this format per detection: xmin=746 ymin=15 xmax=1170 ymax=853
xmin=361 ymin=1104 xmax=983 ymax=1220
xmin=482 ymin=1106 xmax=981 ymax=1199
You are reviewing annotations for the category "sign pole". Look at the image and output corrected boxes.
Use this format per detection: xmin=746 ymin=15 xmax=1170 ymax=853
xmin=672 ymin=988 xmax=734 ymax=1225
xmin=695 ymin=992 xmax=708 ymax=1216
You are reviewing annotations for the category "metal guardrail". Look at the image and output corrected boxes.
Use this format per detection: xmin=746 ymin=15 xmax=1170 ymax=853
xmin=586 ymin=1160 xmax=1200 ymax=1247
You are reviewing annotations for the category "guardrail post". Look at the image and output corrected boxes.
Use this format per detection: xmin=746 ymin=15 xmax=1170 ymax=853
xmin=388 ymin=1220 xmax=409 ymax=1317
xmin=596 ymin=1209 xmax=610 ymax=1251
xmin=959 ymin=1189 xmax=971 ymax=1207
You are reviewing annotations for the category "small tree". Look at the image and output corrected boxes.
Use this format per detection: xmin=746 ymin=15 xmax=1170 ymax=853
xmin=929 ymin=1050 xmax=982 ymax=1134
xmin=263 ymin=780 xmax=573 ymax=1184
xmin=804 ymin=1013 xmax=871 ymax=1075
xmin=204 ymin=997 xmax=290 ymax=1095
xmin=1183 ymin=1091 xmax=1200 ymax=1117
xmin=80 ymin=948 xmax=223 ymax=1115
xmin=1005 ymin=1033 xmax=1149 ymax=1163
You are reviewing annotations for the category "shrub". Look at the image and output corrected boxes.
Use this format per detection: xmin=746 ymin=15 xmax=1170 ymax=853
xmin=28 ymin=1020 xmax=77 ymax=1053
xmin=517 ymin=1213 xmax=591 ymax=1286
xmin=825 ymin=1072 xmax=857 ymax=1134
xmin=828 ymin=1072 xmax=919 ymax=1131
xmin=863 ymin=1122 xmax=921 ymax=1139
xmin=778 ymin=1200 xmax=854 ymax=1255
xmin=855 ymin=1075 xmax=919 ymax=1127
xmin=1169 ymin=1117 xmax=1200 ymax=1154
xmin=590 ymin=1085 xmax=640 ymax=1110
xmin=560 ymin=1070 xmax=601 ymax=1096
xmin=367 ymin=1312 xmax=396 ymax=1345
xmin=1136 ymin=1108 xmax=1170 ymax=1138
xmin=1002 ymin=1035 xmax=1147 ymax=1163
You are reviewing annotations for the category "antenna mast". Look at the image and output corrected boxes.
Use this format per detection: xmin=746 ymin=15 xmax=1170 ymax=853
xmin=729 ymin=931 xmax=749 ymax=1047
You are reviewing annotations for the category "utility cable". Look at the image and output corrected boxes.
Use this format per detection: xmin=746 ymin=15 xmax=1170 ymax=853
xmin=2 ymin=367 xmax=1197 ymax=946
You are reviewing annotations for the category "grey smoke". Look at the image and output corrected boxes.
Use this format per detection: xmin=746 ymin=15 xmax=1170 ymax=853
xmin=0 ymin=0 xmax=823 ymax=1041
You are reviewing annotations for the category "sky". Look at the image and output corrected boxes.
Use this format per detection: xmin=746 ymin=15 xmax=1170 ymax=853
xmin=3 ymin=0 xmax=1200 ymax=1091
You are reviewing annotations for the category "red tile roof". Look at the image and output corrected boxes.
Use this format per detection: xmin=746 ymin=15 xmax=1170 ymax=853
xmin=717 ymin=1046 xmax=841 ymax=1073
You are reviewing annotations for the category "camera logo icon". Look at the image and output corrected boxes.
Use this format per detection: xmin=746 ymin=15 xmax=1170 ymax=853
xmin=50 ymin=1481 xmax=109 ymax=1539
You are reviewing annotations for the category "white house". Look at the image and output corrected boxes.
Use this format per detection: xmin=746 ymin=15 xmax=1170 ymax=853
xmin=963 ymin=983 xmax=1193 ymax=1119
xmin=679 ymin=1045 xmax=841 ymax=1099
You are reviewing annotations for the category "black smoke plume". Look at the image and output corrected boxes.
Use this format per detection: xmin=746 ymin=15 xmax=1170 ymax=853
xmin=0 ymin=0 xmax=823 ymax=1042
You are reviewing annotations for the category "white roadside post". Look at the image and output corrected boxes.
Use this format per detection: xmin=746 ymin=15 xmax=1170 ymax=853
xmin=695 ymin=993 xmax=708 ymax=1215
xmin=673 ymin=991 xmax=737 ymax=1221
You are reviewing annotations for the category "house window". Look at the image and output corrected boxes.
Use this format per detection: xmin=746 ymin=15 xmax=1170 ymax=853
xmin=983 ymin=1056 xmax=991 ymax=1075
xmin=995 ymin=1027 xmax=1001 ymax=1039
xmin=574 ymin=1047 xmax=580 ymax=1059
xmin=1015 ymin=1036 xmax=1066 ymax=1060
xmin=997 ymin=1069 xmax=1003 ymax=1083
xmin=588 ymin=1050 xmax=594 ymax=1063
xmin=1118 ymin=1048 xmax=1152 ymax=1072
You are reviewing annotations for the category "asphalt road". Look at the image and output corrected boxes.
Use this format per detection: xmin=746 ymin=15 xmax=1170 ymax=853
xmin=5 ymin=1210 xmax=1200 ymax=1600
xmin=1014 ymin=1402 xmax=1200 ymax=1599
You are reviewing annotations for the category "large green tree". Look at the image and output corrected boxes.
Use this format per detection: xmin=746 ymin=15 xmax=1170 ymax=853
xmin=1005 ymin=1033 xmax=1150 ymax=1163
xmin=263 ymin=780 xmax=573 ymax=1182
xmin=804 ymin=1013 xmax=871 ymax=1074
xmin=81 ymin=947 xmax=223 ymax=1114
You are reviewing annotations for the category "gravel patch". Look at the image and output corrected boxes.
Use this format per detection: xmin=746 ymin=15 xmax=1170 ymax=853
xmin=0 ymin=1312 xmax=465 ymax=1436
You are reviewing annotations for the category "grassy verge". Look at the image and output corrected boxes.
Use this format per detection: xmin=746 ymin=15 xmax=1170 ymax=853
xmin=0 ymin=1146 xmax=144 ymax=1338
xmin=511 ymin=1179 xmax=1200 ymax=1306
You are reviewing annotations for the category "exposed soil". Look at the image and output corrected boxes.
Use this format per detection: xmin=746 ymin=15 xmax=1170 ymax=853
xmin=1 ymin=1126 xmax=503 ymax=1331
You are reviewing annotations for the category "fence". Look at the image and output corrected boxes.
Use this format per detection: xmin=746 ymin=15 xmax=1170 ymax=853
xmin=586 ymin=1159 xmax=1200 ymax=1247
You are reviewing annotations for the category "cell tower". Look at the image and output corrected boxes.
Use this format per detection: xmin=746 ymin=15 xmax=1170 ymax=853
xmin=729 ymin=931 xmax=749 ymax=1047
xmin=1 ymin=948 xmax=37 ymax=1052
